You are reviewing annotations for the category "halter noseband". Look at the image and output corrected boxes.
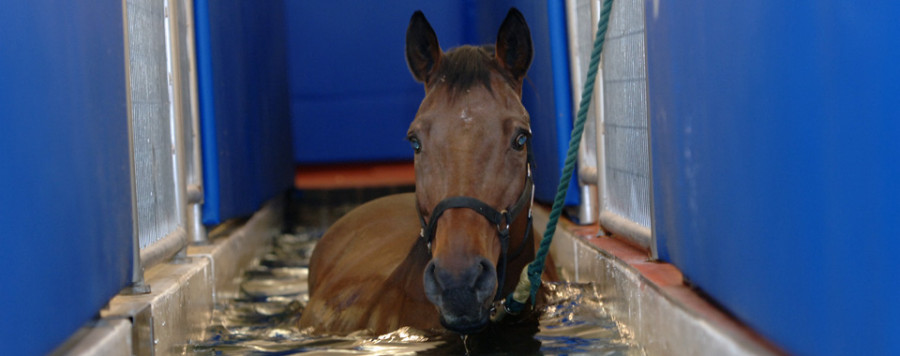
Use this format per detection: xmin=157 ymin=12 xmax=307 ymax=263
xmin=416 ymin=145 xmax=536 ymax=301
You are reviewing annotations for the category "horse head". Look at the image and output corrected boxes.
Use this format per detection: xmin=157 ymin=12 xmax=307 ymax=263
xmin=405 ymin=8 xmax=534 ymax=334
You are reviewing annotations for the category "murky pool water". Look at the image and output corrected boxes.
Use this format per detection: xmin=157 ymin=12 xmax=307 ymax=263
xmin=194 ymin=190 xmax=645 ymax=355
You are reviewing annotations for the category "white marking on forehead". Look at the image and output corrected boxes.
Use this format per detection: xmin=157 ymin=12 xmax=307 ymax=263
xmin=460 ymin=108 xmax=472 ymax=123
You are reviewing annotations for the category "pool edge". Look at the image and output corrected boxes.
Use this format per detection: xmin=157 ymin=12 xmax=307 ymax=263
xmin=538 ymin=205 xmax=786 ymax=355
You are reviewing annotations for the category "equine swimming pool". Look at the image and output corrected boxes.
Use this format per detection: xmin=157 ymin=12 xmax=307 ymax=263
xmin=193 ymin=189 xmax=645 ymax=355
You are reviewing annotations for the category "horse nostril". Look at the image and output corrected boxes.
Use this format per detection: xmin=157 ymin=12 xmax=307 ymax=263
xmin=473 ymin=258 xmax=496 ymax=299
xmin=427 ymin=258 xmax=496 ymax=292
xmin=432 ymin=261 xmax=455 ymax=290
xmin=425 ymin=261 xmax=439 ymax=287
xmin=423 ymin=261 xmax=443 ymax=303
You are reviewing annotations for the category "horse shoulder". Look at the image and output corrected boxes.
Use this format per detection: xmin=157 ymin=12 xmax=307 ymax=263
xmin=303 ymin=193 xmax=436 ymax=333
xmin=308 ymin=193 xmax=419 ymax=292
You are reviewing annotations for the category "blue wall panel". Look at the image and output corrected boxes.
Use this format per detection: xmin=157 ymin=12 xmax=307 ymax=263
xmin=197 ymin=0 xmax=295 ymax=224
xmin=287 ymin=1 xmax=469 ymax=164
xmin=646 ymin=1 xmax=900 ymax=354
xmin=0 ymin=1 xmax=133 ymax=354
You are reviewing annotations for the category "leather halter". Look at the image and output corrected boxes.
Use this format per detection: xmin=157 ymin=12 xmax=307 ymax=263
xmin=416 ymin=145 xmax=536 ymax=301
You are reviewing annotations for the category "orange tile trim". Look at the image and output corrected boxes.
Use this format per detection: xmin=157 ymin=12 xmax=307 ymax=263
xmin=294 ymin=162 xmax=415 ymax=189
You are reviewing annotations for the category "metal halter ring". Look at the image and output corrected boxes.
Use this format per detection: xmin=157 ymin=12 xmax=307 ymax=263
xmin=497 ymin=209 xmax=511 ymax=236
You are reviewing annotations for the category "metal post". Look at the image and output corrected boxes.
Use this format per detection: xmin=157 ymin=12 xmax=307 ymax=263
xmin=170 ymin=0 xmax=207 ymax=245
xmin=643 ymin=3 xmax=659 ymax=260
xmin=183 ymin=0 xmax=208 ymax=245
xmin=165 ymin=0 xmax=192 ymax=262
xmin=121 ymin=0 xmax=150 ymax=295
xmin=566 ymin=0 xmax=601 ymax=225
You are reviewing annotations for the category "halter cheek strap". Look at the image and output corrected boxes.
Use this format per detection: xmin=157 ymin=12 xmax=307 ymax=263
xmin=416 ymin=146 xmax=535 ymax=301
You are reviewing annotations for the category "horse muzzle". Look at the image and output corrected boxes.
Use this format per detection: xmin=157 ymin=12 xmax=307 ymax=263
xmin=423 ymin=257 xmax=496 ymax=334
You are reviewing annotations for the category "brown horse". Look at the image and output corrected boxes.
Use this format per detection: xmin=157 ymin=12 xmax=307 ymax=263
xmin=300 ymin=8 xmax=553 ymax=335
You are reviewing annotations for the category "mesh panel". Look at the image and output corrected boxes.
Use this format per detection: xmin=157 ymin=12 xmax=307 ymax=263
xmin=573 ymin=0 xmax=595 ymax=78
xmin=601 ymin=0 xmax=651 ymax=228
xmin=128 ymin=0 xmax=179 ymax=248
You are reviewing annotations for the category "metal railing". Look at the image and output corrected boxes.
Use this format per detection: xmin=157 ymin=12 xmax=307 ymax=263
xmin=566 ymin=0 xmax=655 ymax=252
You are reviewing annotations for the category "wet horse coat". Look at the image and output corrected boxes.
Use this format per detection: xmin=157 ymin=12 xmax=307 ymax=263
xmin=300 ymin=8 xmax=552 ymax=335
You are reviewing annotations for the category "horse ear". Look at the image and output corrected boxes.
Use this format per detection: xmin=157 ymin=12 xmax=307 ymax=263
xmin=495 ymin=8 xmax=533 ymax=82
xmin=406 ymin=11 xmax=442 ymax=83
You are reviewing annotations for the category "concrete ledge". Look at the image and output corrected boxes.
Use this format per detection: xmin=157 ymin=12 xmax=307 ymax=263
xmin=61 ymin=197 xmax=283 ymax=355
xmin=103 ymin=258 xmax=213 ymax=354
xmin=539 ymin=206 xmax=784 ymax=355
xmin=188 ymin=197 xmax=284 ymax=300
xmin=54 ymin=318 xmax=132 ymax=355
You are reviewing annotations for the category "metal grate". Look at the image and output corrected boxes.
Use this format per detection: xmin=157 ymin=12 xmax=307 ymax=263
xmin=572 ymin=0 xmax=596 ymax=78
xmin=600 ymin=0 xmax=651 ymax=229
xmin=127 ymin=0 xmax=181 ymax=249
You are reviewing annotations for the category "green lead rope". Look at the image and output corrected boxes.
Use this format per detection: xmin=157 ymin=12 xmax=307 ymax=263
xmin=494 ymin=0 xmax=614 ymax=321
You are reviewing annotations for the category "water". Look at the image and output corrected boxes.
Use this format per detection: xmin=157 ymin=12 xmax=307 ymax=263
xmin=194 ymin=189 xmax=645 ymax=355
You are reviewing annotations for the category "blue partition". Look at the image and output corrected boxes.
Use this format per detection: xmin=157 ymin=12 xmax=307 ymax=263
xmin=196 ymin=0 xmax=295 ymax=224
xmin=646 ymin=2 xmax=900 ymax=354
xmin=0 ymin=1 xmax=134 ymax=354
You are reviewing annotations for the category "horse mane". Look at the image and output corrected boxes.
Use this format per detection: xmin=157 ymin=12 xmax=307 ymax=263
xmin=433 ymin=45 xmax=506 ymax=97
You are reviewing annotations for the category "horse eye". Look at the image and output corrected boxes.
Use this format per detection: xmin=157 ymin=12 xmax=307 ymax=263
xmin=409 ymin=137 xmax=422 ymax=153
xmin=512 ymin=133 xmax=528 ymax=150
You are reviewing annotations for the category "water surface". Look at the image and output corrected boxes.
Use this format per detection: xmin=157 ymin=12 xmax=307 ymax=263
xmin=195 ymin=190 xmax=645 ymax=355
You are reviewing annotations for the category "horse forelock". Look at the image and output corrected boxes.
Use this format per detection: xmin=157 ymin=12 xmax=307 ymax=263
xmin=430 ymin=45 xmax=514 ymax=99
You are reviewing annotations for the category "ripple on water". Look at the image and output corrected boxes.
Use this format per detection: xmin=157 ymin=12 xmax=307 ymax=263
xmin=194 ymin=229 xmax=645 ymax=355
